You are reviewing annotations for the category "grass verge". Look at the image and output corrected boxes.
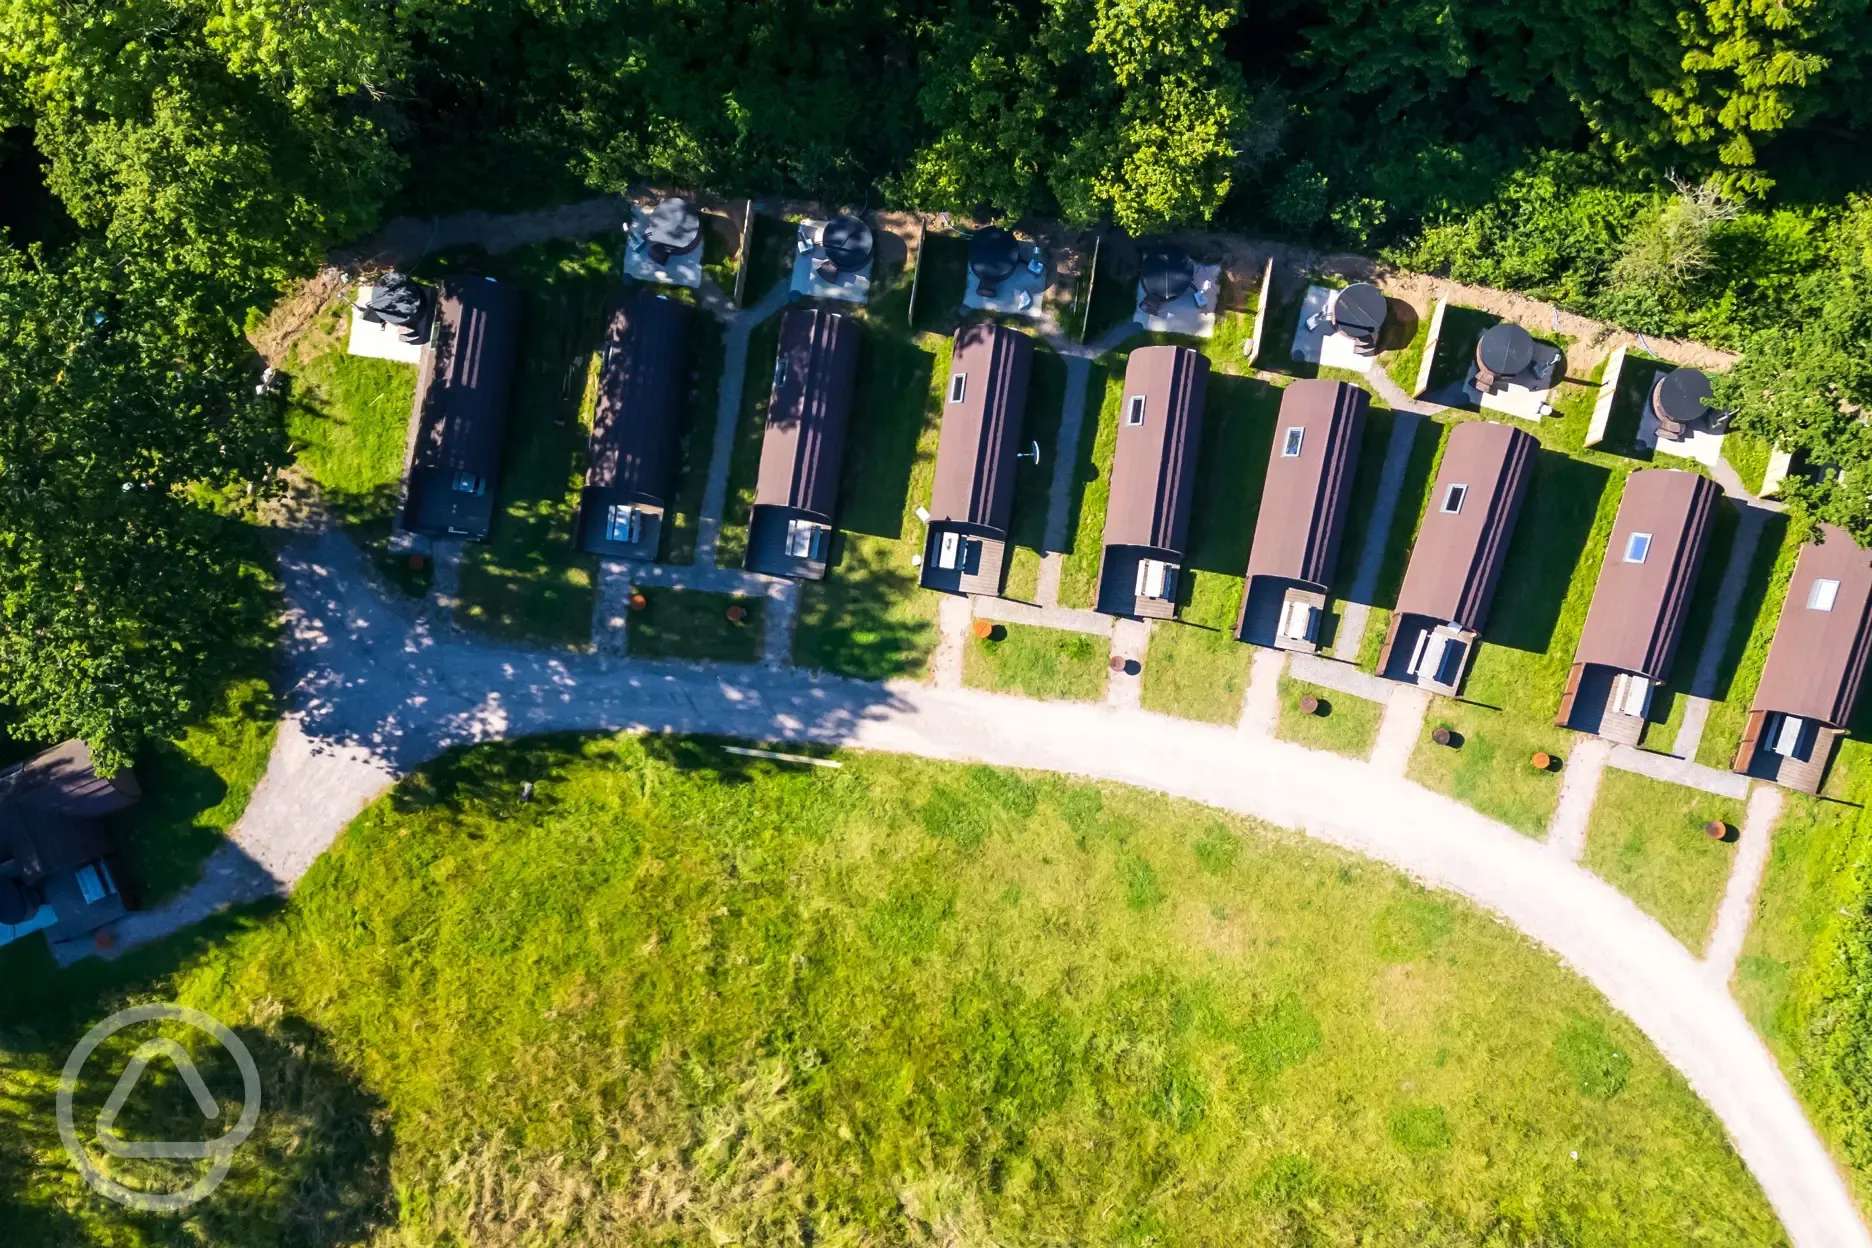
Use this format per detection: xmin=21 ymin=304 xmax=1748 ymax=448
xmin=626 ymin=588 xmax=762 ymax=663
xmin=1407 ymin=701 xmax=1571 ymax=838
xmin=963 ymin=623 xmax=1109 ymax=701
xmin=1275 ymin=677 xmax=1383 ymax=759
xmin=1583 ymin=769 xmax=1743 ymax=953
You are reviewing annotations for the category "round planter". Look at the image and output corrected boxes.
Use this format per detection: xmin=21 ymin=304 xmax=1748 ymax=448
xmin=1109 ymin=655 xmax=1127 ymax=673
xmin=628 ymin=592 xmax=647 ymax=612
xmin=972 ymin=619 xmax=994 ymax=640
xmin=1532 ymin=751 xmax=1553 ymax=771
xmin=1298 ymin=694 xmax=1320 ymax=716
xmin=1705 ymin=820 xmax=1730 ymax=841
xmin=726 ymin=604 xmax=748 ymax=624
xmin=1432 ymin=727 xmax=1454 ymax=747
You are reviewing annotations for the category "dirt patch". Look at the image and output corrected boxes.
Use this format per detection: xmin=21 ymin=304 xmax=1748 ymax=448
xmin=249 ymin=267 xmax=348 ymax=366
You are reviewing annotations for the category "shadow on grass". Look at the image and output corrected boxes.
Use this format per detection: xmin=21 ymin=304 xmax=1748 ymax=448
xmin=1187 ymin=374 xmax=1281 ymax=575
xmin=390 ymin=735 xmax=580 ymax=820
xmin=1007 ymin=345 xmax=1069 ymax=554
xmin=1485 ymin=448 xmax=1614 ymax=655
xmin=2 ymin=1000 xmax=393 ymax=1247
xmin=912 ymin=233 xmax=971 ymax=334
xmin=794 ymin=534 xmax=939 ymax=679
xmin=837 ymin=326 xmax=942 ymax=540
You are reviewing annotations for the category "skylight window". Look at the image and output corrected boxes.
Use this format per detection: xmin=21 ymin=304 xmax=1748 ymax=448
xmin=1441 ymin=484 xmax=1467 ymax=514
xmin=1624 ymin=532 xmax=1652 ymax=564
xmin=1809 ymin=578 xmax=1841 ymax=611
xmin=1126 ymin=395 xmax=1147 ymax=427
xmin=948 ymin=373 xmax=967 ymax=404
xmin=1281 ymin=426 xmax=1304 ymax=458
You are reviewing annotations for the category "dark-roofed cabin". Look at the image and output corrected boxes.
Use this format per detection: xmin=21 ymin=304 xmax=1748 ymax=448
xmin=1095 ymin=346 xmax=1209 ymax=618
xmin=922 ymin=323 xmax=1034 ymax=595
xmin=0 ymin=741 xmax=140 ymax=948
xmin=1557 ymin=469 xmax=1719 ymax=742
xmin=575 ymin=292 xmax=689 ymax=559
xmin=745 ymin=308 xmax=860 ymax=580
xmin=1377 ymin=421 xmax=1535 ymax=694
xmin=1733 ymin=525 xmax=1872 ymax=792
xmin=1236 ymin=379 xmax=1366 ymax=650
xmin=399 ymin=276 xmax=521 ymax=540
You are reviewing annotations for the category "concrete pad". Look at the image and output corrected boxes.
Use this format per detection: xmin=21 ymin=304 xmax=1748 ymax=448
xmin=1239 ymin=647 xmax=1286 ymax=736
xmin=1287 ymin=651 xmax=1396 ymax=705
xmin=1705 ymin=785 xmax=1784 ymax=983
xmin=0 ymin=903 xmax=56 ymax=949
xmin=1133 ymin=262 xmax=1220 ymax=337
xmin=1608 ymin=743 xmax=1751 ymax=800
xmin=972 ymin=595 xmax=1111 ymax=638
xmin=1637 ymin=367 xmax=1728 ymax=468
xmin=790 ymin=219 xmax=871 ymax=304
xmin=622 ymin=222 xmax=703 ymax=291
xmin=1372 ymin=686 xmax=1430 ymax=774
xmin=1108 ymin=619 xmax=1150 ymax=709
xmin=1761 ymin=447 xmax=1794 ymax=497
xmin=1288 ymin=285 xmax=1377 ymax=373
xmin=962 ymin=249 xmax=1047 ymax=319
xmin=347 ymin=285 xmax=425 ymax=363
xmin=1463 ymin=342 xmax=1563 ymax=420
xmin=1549 ymin=737 xmax=1611 ymax=860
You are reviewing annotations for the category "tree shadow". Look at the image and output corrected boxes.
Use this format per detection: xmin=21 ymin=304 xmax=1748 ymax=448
xmin=389 ymin=734 xmax=580 ymax=820
xmin=1377 ymin=299 xmax=1419 ymax=353
xmin=2 ymin=1006 xmax=394 ymax=1247
xmin=795 ymin=534 xmax=939 ymax=679
xmin=1482 ymin=448 xmax=1613 ymax=655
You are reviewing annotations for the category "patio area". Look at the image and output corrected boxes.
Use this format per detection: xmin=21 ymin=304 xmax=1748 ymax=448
xmin=622 ymin=199 xmax=704 ymax=290
xmin=347 ymin=283 xmax=425 ymax=363
xmin=1637 ymin=366 xmax=1728 ymax=468
xmin=1133 ymin=261 xmax=1220 ymax=337
xmin=790 ymin=217 xmax=873 ymax=304
xmin=962 ymin=231 xmax=1048 ymax=320
xmin=1290 ymin=284 xmax=1376 ymax=374
xmin=1462 ymin=324 xmax=1564 ymax=420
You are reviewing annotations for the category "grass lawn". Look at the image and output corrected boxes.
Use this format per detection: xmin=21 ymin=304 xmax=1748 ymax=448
xmin=1723 ymin=431 xmax=1774 ymax=496
xmin=1001 ymin=345 xmax=1068 ymax=603
xmin=626 ymin=587 xmax=762 ymax=663
xmin=910 ymin=231 xmax=970 ymax=332
xmin=1056 ymin=358 xmax=1119 ymax=609
xmin=1734 ymin=734 xmax=1872 ymax=1208
xmin=1407 ymin=700 xmax=1571 ymax=838
xmin=1380 ymin=298 xmax=1432 ymax=395
xmin=1695 ymin=518 xmax=1798 ymax=769
xmin=283 ymin=307 xmax=428 ymax=595
xmin=1423 ymin=306 xmax=1497 ymax=393
xmin=963 ymin=622 xmax=1109 ymax=701
xmin=1583 ymin=769 xmax=1743 ymax=953
xmin=1275 ymin=676 xmax=1383 ymax=759
xmin=0 ymin=736 xmax=1783 ymax=1244
xmin=1341 ymin=412 xmax=1443 ymax=665
xmin=657 ymin=312 xmax=728 ymax=564
xmin=791 ymin=319 xmax=946 ymax=679
xmin=427 ymin=241 xmax=607 ymax=649
xmin=1139 ymin=573 xmax=1250 ymax=722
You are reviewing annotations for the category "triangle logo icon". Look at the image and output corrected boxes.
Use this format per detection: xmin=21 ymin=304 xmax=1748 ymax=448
xmin=94 ymin=1037 xmax=224 ymax=1161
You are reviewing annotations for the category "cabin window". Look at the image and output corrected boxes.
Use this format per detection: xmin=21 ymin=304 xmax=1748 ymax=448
xmin=450 ymin=472 xmax=485 ymax=495
xmin=1441 ymin=484 xmax=1467 ymax=514
xmin=1135 ymin=558 xmax=1175 ymax=600
xmin=1809 ymin=578 xmax=1841 ymax=612
xmin=1281 ymin=426 xmax=1304 ymax=458
xmin=785 ymin=518 xmax=824 ymax=560
xmin=948 ymin=373 xmax=967 ymax=404
xmin=606 ymin=504 xmax=642 ymax=545
xmin=1126 ymin=395 xmax=1147 ymax=426
xmin=773 ymin=356 xmax=789 ymax=388
xmin=1624 ymin=532 xmax=1652 ymax=564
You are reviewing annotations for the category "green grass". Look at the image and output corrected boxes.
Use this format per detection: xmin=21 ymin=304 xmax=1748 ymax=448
xmin=1407 ymin=701 xmax=1572 ymax=837
xmin=1084 ymin=241 xmax=1141 ymax=341
xmin=1341 ymin=412 xmax=1443 ymax=666
xmin=1423 ymin=306 xmax=1497 ymax=394
xmin=284 ymin=313 xmax=429 ymax=594
xmin=744 ymin=212 xmax=799 ymax=302
xmin=791 ymin=323 xmax=946 ymax=679
xmin=1139 ymin=573 xmax=1251 ymax=722
xmin=1275 ymin=677 xmax=1384 ymax=759
xmin=427 ymin=241 xmax=607 ymax=648
xmin=1000 ymin=343 xmax=1068 ymax=602
xmin=1733 ymin=733 xmax=1872 ymax=1209
xmin=1697 ymin=517 xmax=1799 ymax=769
xmin=700 ymin=212 xmax=741 ymax=295
xmin=1723 ymin=431 xmax=1774 ymax=496
xmin=1056 ymin=360 xmax=1120 ymax=609
xmin=658 ymin=313 xmax=728 ymax=564
xmin=626 ymin=587 xmax=762 ymax=663
xmin=0 ymin=736 xmax=1785 ymax=1244
xmin=1583 ymin=769 xmax=1743 ymax=953
xmin=963 ymin=622 xmax=1109 ymax=701
xmin=1380 ymin=299 xmax=1432 ymax=395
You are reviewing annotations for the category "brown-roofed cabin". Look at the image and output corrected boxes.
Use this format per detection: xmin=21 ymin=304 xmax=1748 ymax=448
xmin=1733 ymin=525 xmax=1872 ymax=792
xmin=922 ymin=323 xmax=1034 ymax=595
xmin=1377 ymin=421 xmax=1535 ymax=694
xmin=1236 ymin=379 xmax=1366 ymax=649
xmin=0 ymin=741 xmax=140 ymax=948
xmin=399 ymin=276 xmax=521 ymax=540
xmin=1095 ymin=346 xmax=1209 ymax=618
xmin=575 ymin=292 xmax=689 ymax=559
xmin=1557 ymin=469 xmax=1719 ymax=742
xmin=745 ymin=308 xmax=860 ymax=580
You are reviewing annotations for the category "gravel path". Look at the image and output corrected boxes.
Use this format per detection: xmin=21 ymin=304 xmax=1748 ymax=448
xmin=1707 ymin=784 xmax=1786 ymax=985
xmin=128 ymin=523 xmax=1865 ymax=1247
